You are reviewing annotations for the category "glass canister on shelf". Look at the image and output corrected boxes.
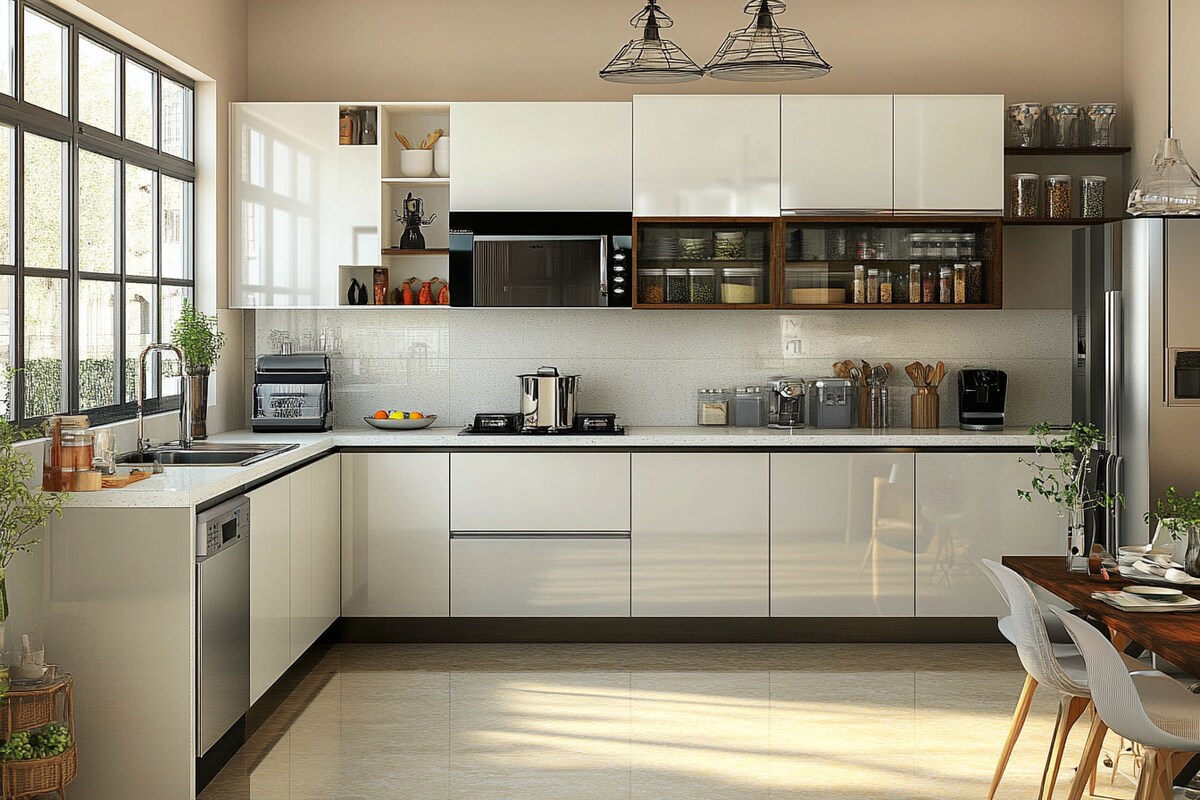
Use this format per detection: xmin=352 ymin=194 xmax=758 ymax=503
xmin=925 ymin=235 xmax=944 ymax=262
xmin=907 ymin=233 xmax=928 ymax=259
xmin=942 ymin=234 xmax=960 ymax=259
xmin=1084 ymin=103 xmax=1118 ymax=147
xmin=909 ymin=264 xmax=922 ymax=304
xmin=697 ymin=389 xmax=730 ymax=426
xmin=866 ymin=268 xmax=880 ymax=304
xmin=960 ymin=232 xmax=977 ymax=259
xmin=852 ymin=264 xmax=866 ymax=304
xmin=893 ymin=271 xmax=908 ymax=303
xmin=938 ymin=267 xmax=953 ymax=304
xmin=1007 ymin=102 xmax=1043 ymax=148
xmin=664 ymin=268 xmax=689 ymax=304
xmin=1080 ymin=175 xmax=1107 ymax=218
xmin=966 ymin=261 xmax=985 ymax=304
xmin=953 ymin=263 xmax=967 ymax=304
xmin=1010 ymin=173 xmax=1040 ymax=218
xmin=1046 ymin=102 xmax=1082 ymax=147
xmin=688 ymin=268 xmax=718 ymax=304
xmin=922 ymin=267 xmax=937 ymax=304
xmin=880 ymin=269 xmax=894 ymax=304
xmin=720 ymin=268 xmax=763 ymax=304
xmin=638 ymin=268 xmax=665 ymax=304
xmin=1044 ymin=174 xmax=1072 ymax=218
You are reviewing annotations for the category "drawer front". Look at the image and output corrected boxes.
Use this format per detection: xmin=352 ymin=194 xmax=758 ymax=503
xmin=450 ymin=452 xmax=631 ymax=531
xmin=450 ymin=535 xmax=631 ymax=617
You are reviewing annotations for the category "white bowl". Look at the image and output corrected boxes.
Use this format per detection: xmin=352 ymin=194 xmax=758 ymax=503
xmin=364 ymin=414 xmax=436 ymax=431
xmin=399 ymin=149 xmax=434 ymax=178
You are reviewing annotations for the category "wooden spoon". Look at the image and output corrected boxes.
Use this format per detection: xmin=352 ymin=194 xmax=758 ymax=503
xmin=933 ymin=361 xmax=946 ymax=387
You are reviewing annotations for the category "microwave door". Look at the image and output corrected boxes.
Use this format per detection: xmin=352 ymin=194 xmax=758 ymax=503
xmin=473 ymin=236 xmax=605 ymax=307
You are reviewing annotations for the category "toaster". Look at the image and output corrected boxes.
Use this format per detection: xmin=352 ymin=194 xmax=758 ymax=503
xmin=808 ymin=377 xmax=855 ymax=429
xmin=252 ymin=354 xmax=334 ymax=432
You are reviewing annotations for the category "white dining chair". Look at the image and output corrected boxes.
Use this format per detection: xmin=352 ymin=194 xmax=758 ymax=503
xmin=1049 ymin=606 xmax=1200 ymax=800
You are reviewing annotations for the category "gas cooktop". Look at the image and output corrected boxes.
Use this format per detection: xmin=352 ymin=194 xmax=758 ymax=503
xmin=459 ymin=412 xmax=625 ymax=436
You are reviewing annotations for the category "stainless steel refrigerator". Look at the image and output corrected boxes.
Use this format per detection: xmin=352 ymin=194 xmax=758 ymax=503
xmin=1073 ymin=218 xmax=1200 ymax=549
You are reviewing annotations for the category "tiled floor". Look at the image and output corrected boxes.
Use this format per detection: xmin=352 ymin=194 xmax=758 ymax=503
xmin=199 ymin=644 xmax=1141 ymax=800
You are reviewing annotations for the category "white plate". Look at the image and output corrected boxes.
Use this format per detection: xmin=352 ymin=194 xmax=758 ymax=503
xmin=1119 ymin=564 xmax=1200 ymax=587
xmin=1123 ymin=585 xmax=1186 ymax=601
xmin=364 ymin=415 xmax=437 ymax=431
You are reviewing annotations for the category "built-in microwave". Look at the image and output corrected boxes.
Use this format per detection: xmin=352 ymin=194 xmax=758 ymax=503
xmin=449 ymin=212 xmax=632 ymax=308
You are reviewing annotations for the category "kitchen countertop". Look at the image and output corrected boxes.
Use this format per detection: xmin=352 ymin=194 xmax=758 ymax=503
xmin=63 ymin=425 xmax=1044 ymax=509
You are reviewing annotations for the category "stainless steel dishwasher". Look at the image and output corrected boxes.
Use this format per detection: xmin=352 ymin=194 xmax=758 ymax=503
xmin=196 ymin=496 xmax=250 ymax=757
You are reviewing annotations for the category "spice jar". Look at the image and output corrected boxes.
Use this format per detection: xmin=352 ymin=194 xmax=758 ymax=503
xmin=1080 ymin=175 xmax=1107 ymax=218
xmin=852 ymin=264 xmax=866 ymax=304
xmin=866 ymin=268 xmax=880 ymax=304
xmin=1011 ymin=173 xmax=1040 ymax=218
xmin=638 ymin=268 xmax=665 ymax=304
xmin=697 ymin=389 xmax=730 ymax=426
xmin=1044 ymin=174 xmax=1072 ymax=219
xmin=688 ymin=268 xmax=718 ymax=304
xmin=894 ymin=272 xmax=908 ymax=304
xmin=880 ymin=269 xmax=894 ymax=304
xmin=938 ymin=267 xmax=953 ymax=304
xmin=909 ymin=264 xmax=922 ymax=304
xmin=664 ymin=268 xmax=689 ymax=304
xmin=922 ymin=267 xmax=937 ymax=304
xmin=953 ymin=263 xmax=967 ymax=304
xmin=966 ymin=261 xmax=984 ymax=304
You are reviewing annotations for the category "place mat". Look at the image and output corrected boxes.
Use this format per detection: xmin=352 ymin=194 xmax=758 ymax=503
xmin=1091 ymin=591 xmax=1200 ymax=613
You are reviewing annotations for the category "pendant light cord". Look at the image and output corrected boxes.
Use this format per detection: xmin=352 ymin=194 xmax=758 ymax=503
xmin=1168 ymin=0 xmax=1173 ymax=136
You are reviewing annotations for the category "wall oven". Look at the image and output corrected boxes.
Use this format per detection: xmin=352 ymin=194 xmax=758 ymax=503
xmin=449 ymin=212 xmax=632 ymax=308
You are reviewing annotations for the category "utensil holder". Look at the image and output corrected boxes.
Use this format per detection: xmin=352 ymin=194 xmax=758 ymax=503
xmin=399 ymin=149 xmax=434 ymax=177
xmin=911 ymin=389 xmax=940 ymax=429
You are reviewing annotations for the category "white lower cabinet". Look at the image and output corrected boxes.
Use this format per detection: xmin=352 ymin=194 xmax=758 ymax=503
xmin=915 ymin=452 xmax=1063 ymax=617
xmin=342 ymin=452 xmax=450 ymax=617
xmin=771 ymin=453 xmax=916 ymax=617
xmin=290 ymin=454 xmax=341 ymax=659
xmin=248 ymin=475 xmax=292 ymax=704
xmin=450 ymin=536 xmax=631 ymax=617
xmin=631 ymin=453 xmax=770 ymax=616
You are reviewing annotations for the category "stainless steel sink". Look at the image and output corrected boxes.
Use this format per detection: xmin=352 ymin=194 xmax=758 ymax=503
xmin=118 ymin=442 xmax=299 ymax=467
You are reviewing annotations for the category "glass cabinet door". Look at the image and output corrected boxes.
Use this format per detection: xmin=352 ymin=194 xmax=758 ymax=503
xmin=634 ymin=220 xmax=774 ymax=307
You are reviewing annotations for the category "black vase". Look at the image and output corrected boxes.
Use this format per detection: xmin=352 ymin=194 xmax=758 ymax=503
xmin=357 ymin=281 xmax=368 ymax=305
xmin=347 ymin=278 xmax=361 ymax=305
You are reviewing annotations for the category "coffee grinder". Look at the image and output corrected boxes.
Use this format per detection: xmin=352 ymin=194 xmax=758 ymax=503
xmin=395 ymin=192 xmax=437 ymax=250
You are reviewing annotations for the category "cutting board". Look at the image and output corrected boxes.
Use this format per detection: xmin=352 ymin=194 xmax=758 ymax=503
xmin=101 ymin=470 xmax=153 ymax=489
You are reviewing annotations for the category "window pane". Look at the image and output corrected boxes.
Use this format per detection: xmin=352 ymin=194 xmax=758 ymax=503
xmin=79 ymin=150 xmax=118 ymax=274
xmin=124 ymin=59 xmax=156 ymax=147
xmin=22 ymin=8 xmax=66 ymax=115
xmin=23 ymin=133 xmax=66 ymax=271
xmin=0 ymin=123 xmax=11 ymax=264
xmin=161 ymin=285 xmax=188 ymax=398
xmin=23 ymin=276 xmax=64 ymax=418
xmin=0 ymin=274 xmax=11 ymax=418
xmin=125 ymin=284 xmax=156 ymax=399
xmin=0 ymin=0 xmax=13 ymax=97
xmin=161 ymin=78 xmax=192 ymax=160
xmin=79 ymin=38 xmax=119 ymax=134
xmin=161 ymin=176 xmax=191 ymax=279
xmin=124 ymin=165 xmax=155 ymax=276
xmin=78 ymin=280 xmax=118 ymax=409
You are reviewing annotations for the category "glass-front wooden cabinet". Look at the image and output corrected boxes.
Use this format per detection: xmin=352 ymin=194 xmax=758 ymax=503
xmin=633 ymin=219 xmax=776 ymax=308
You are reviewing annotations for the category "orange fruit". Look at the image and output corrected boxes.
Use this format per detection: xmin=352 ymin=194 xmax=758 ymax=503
xmin=410 ymin=411 xmax=424 ymax=419
xmin=373 ymin=410 xmax=388 ymax=419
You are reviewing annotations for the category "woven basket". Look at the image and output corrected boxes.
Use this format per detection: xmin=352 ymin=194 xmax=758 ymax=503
xmin=0 ymin=676 xmax=72 ymax=741
xmin=0 ymin=745 xmax=77 ymax=800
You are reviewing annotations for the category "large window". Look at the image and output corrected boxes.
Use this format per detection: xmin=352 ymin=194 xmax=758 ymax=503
xmin=0 ymin=0 xmax=195 ymax=425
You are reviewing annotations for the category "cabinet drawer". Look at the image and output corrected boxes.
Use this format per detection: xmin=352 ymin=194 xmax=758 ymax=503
xmin=450 ymin=535 xmax=631 ymax=617
xmin=450 ymin=452 xmax=631 ymax=531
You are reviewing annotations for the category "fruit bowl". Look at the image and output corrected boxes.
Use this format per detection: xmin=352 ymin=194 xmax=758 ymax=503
xmin=364 ymin=414 xmax=437 ymax=431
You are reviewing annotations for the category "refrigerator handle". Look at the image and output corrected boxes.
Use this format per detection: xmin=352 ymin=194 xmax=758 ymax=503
xmin=1105 ymin=290 xmax=1123 ymax=453
xmin=1111 ymin=454 xmax=1124 ymax=549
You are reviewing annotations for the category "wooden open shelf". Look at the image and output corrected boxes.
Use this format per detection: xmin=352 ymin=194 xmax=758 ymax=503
xmin=381 ymin=248 xmax=449 ymax=256
xmin=1003 ymin=217 xmax=1123 ymax=226
xmin=1004 ymin=146 xmax=1130 ymax=156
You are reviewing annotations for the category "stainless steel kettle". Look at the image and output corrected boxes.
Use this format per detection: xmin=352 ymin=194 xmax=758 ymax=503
xmin=518 ymin=366 xmax=579 ymax=431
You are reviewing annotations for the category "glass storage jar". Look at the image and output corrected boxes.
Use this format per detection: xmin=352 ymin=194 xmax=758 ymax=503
xmin=1011 ymin=173 xmax=1040 ymax=218
xmin=1044 ymin=174 xmax=1072 ymax=218
xmin=1084 ymin=103 xmax=1118 ymax=147
xmin=688 ymin=268 xmax=719 ymax=304
xmin=866 ymin=268 xmax=880 ymax=304
xmin=925 ymin=236 xmax=944 ymax=261
xmin=1047 ymin=102 xmax=1082 ymax=147
xmin=720 ymin=267 xmax=763 ymax=304
xmin=960 ymin=233 xmax=977 ymax=259
xmin=852 ymin=264 xmax=866 ymax=304
xmin=880 ymin=269 xmax=894 ymax=304
xmin=893 ymin=271 xmax=908 ymax=303
xmin=908 ymin=233 xmax=928 ymax=259
xmin=922 ymin=267 xmax=937 ymax=304
xmin=909 ymin=264 xmax=922 ymax=304
xmin=953 ymin=263 xmax=967 ymax=304
xmin=1007 ymin=102 xmax=1043 ymax=148
xmin=966 ymin=261 xmax=984 ymax=304
xmin=942 ymin=235 xmax=960 ymax=259
xmin=1080 ymin=175 xmax=1107 ymax=218
xmin=638 ymin=268 xmax=665 ymax=304
xmin=697 ymin=389 xmax=730 ymax=426
xmin=664 ymin=268 xmax=689 ymax=304
xmin=938 ymin=267 xmax=953 ymax=304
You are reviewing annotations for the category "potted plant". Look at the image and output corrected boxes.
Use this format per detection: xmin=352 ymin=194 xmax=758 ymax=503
xmin=170 ymin=300 xmax=226 ymax=441
xmin=1144 ymin=486 xmax=1200 ymax=577
xmin=1018 ymin=422 xmax=1123 ymax=573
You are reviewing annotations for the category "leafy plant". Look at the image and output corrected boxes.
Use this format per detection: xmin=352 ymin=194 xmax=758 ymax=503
xmin=170 ymin=299 xmax=226 ymax=370
xmin=1017 ymin=422 xmax=1123 ymax=516
xmin=1144 ymin=486 xmax=1200 ymax=539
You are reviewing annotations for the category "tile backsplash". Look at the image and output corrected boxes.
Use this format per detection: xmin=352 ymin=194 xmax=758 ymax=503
xmin=246 ymin=309 xmax=1072 ymax=429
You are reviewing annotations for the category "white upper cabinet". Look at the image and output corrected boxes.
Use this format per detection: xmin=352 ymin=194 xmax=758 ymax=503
xmin=634 ymin=95 xmax=781 ymax=217
xmin=892 ymin=94 xmax=1004 ymax=213
xmin=450 ymin=102 xmax=632 ymax=212
xmin=781 ymin=95 xmax=894 ymax=212
xmin=230 ymin=103 xmax=380 ymax=308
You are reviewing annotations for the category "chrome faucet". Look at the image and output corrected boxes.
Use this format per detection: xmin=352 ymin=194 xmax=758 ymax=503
xmin=136 ymin=343 xmax=192 ymax=456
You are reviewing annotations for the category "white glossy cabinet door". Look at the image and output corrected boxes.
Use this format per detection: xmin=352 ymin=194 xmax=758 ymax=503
xmin=249 ymin=475 xmax=291 ymax=704
xmin=450 ymin=102 xmax=632 ymax=211
xmin=915 ymin=453 xmax=1063 ymax=617
xmin=450 ymin=536 xmax=631 ymax=617
xmin=781 ymin=95 xmax=894 ymax=212
xmin=634 ymin=95 xmax=781 ymax=217
xmin=342 ymin=453 xmax=450 ymax=617
xmin=289 ymin=454 xmax=341 ymax=659
xmin=451 ymin=453 xmax=631 ymax=532
xmin=288 ymin=464 xmax=314 ymax=661
xmin=631 ymin=453 xmax=769 ymax=616
xmin=893 ymin=95 xmax=1004 ymax=213
xmin=771 ymin=453 xmax=916 ymax=617
xmin=230 ymin=103 xmax=380 ymax=308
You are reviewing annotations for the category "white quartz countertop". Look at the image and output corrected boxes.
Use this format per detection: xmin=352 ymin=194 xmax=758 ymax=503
xmin=64 ymin=425 xmax=1042 ymax=509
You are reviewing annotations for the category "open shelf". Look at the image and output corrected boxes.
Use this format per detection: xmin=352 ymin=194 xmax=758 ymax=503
xmin=381 ymin=248 xmax=450 ymax=256
xmin=382 ymin=177 xmax=449 ymax=185
xmin=782 ymin=303 xmax=1001 ymax=310
xmin=1004 ymin=146 xmax=1130 ymax=156
xmin=1003 ymin=217 xmax=1123 ymax=226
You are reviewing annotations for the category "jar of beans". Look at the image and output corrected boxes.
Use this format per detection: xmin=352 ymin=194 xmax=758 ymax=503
xmin=922 ymin=267 xmax=936 ymax=304
xmin=866 ymin=268 xmax=880 ymax=304
xmin=688 ymin=268 xmax=718 ymax=304
xmin=664 ymin=268 xmax=689 ymax=304
xmin=966 ymin=261 xmax=984 ymax=304
xmin=953 ymin=263 xmax=967 ymax=304
xmin=638 ymin=269 xmax=665 ymax=304
xmin=880 ymin=269 xmax=894 ymax=304
xmin=853 ymin=264 xmax=866 ymax=304
xmin=1080 ymin=175 xmax=1107 ymax=218
xmin=938 ymin=267 xmax=953 ymax=304
xmin=909 ymin=264 xmax=922 ymax=304
xmin=1010 ymin=173 xmax=1040 ymax=218
xmin=1044 ymin=174 xmax=1072 ymax=218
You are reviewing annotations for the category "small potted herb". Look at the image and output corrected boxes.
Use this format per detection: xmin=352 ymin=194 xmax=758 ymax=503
xmin=170 ymin=300 xmax=226 ymax=440
xmin=1018 ymin=422 xmax=1122 ymax=573
xmin=1144 ymin=486 xmax=1200 ymax=577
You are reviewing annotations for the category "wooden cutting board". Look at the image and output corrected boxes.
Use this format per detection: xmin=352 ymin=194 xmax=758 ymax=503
xmin=101 ymin=470 xmax=153 ymax=489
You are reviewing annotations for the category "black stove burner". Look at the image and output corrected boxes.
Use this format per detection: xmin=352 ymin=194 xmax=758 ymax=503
xmin=460 ymin=412 xmax=625 ymax=436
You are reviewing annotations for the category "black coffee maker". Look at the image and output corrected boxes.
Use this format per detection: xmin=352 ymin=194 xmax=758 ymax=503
xmin=958 ymin=368 xmax=1008 ymax=430
xmin=396 ymin=192 xmax=437 ymax=250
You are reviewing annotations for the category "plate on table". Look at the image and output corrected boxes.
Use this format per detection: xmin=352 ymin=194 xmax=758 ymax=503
xmin=1119 ymin=563 xmax=1200 ymax=587
xmin=1122 ymin=585 xmax=1186 ymax=602
xmin=364 ymin=415 xmax=436 ymax=431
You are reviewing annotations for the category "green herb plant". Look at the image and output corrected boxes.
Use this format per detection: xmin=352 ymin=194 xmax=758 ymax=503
xmin=1017 ymin=421 xmax=1123 ymax=516
xmin=170 ymin=299 xmax=226 ymax=370
xmin=1144 ymin=486 xmax=1200 ymax=539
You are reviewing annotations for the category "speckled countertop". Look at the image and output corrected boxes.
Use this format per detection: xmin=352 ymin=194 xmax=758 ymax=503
xmin=63 ymin=425 xmax=1043 ymax=509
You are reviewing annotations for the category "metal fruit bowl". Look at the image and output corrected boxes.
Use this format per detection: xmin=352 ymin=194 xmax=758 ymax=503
xmin=364 ymin=415 xmax=437 ymax=431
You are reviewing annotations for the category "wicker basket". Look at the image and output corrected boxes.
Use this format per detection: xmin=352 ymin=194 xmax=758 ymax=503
xmin=0 ymin=676 xmax=72 ymax=742
xmin=0 ymin=744 xmax=77 ymax=800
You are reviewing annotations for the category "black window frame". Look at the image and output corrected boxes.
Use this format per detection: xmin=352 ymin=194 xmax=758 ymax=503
xmin=0 ymin=0 xmax=196 ymax=428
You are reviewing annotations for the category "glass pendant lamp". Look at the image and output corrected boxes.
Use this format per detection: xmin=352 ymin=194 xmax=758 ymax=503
xmin=705 ymin=0 xmax=831 ymax=82
xmin=599 ymin=2 xmax=704 ymax=84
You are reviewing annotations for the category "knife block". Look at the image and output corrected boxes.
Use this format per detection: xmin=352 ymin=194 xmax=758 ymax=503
xmin=911 ymin=389 xmax=940 ymax=429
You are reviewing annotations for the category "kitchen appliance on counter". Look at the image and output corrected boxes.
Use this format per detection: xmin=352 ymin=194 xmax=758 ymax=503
xmin=395 ymin=192 xmax=437 ymax=250
xmin=460 ymin=412 xmax=624 ymax=436
xmin=957 ymin=368 xmax=1008 ymax=430
xmin=449 ymin=212 xmax=632 ymax=307
xmin=519 ymin=366 xmax=580 ymax=432
xmin=808 ymin=377 xmax=854 ymax=429
xmin=768 ymin=378 xmax=807 ymax=429
xmin=251 ymin=354 xmax=333 ymax=432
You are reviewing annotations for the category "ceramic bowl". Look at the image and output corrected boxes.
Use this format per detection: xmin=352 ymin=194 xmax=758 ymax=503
xmin=364 ymin=415 xmax=436 ymax=431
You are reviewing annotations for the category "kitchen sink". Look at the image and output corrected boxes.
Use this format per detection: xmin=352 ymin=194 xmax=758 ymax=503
xmin=118 ymin=442 xmax=299 ymax=467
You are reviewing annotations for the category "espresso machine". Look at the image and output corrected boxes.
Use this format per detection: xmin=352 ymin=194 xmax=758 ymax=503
xmin=768 ymin=377 xmax=807 ymax=428
xmin=958 ymin=368 xmax=1008 ymax=430
xmin=396 ymin=192 xmax=437 ymax=250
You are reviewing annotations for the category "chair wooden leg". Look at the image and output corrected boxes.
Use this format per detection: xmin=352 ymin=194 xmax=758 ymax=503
xmin=1066 ymin=711 xmax=1108 ymax=800
xmin=989 ymin=674 xmax=1039 ymax=800
xmin=1155 ymin=749 xmax=1176 ymax=800
xmin=1133 ymin=749 xmax=1159 ymax=800
xmin=1040 ymin=696 xmax=1090 ymax=800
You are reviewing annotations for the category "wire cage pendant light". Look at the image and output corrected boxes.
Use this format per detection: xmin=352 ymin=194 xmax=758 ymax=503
xmin=600 ymin=1 xmax=704 ymax=84
xmin=706 ymin=0 xmax=831 ymax=82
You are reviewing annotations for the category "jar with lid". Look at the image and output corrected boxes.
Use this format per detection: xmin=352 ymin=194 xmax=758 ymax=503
xmin=852 ymin=264 xmax=866 ymax=304
xmin=953 ymin=263 xmax=967 ymax=304
xmin=938 ymin=267 xmax=954 ymax=304
xmin=942 ymin=234 xmax=960 ymax=259
xmin=966 ymin=261 xmax=984 ymax=304
xmin=688 ymin=267 xmax=718 ymax=304
xmin=1044 ymin=174 xmax=1072 ymax=218
xmin=893 ymin=271 xmax=908 ymax=303
xmin=732 ymin=386 xmax=768 ymax=427
xmin=664 ymin=268 xmax=689 ymax=304
xmin=866 ymin=268 xmax=880 ymax=304
xmin=908 ymin=233 xmax=928 ymax=259
xmin=1084 ymin=102 xmax=1118 ymax=147
xmin=960 ymin=233 xmax=977 ymax=259
xmin=1047 ymin=102 xmax=1082 ymax=147
xmin=697 ymin=389 xmax=730 ymax=426
xmin=1080 ymin=175 xmax=1107 ymax=218
xmin=720 ymin=267 xmax=763 ymax=304
xmin=926 ymin=236 xmax=944 ymax=261
xmin=909 ymin=264 xmax=922 ymax=304
xmin=1010 ymin=173 xmax=1040 ymax=218
xmin=638 ymin=268 xmax=665 ymax=304
xmin=922 ymin=267 xmax=937 ymax=304
xmin=880 ymin=269 xmax=894 ymax=304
